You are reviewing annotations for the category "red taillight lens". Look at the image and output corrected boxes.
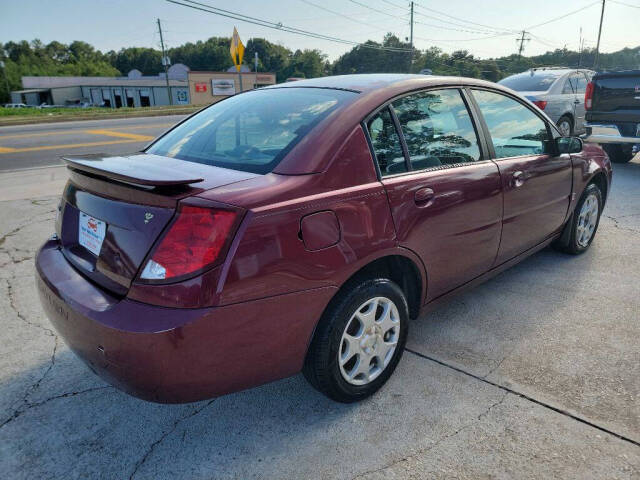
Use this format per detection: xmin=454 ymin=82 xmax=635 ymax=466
xmin=533 ymin=100 xmax=547 ymax=110
xmin=585 ymin=81 xmax=594 ymax=110
xmin=140 ymin=205 xmax=237 ymax=281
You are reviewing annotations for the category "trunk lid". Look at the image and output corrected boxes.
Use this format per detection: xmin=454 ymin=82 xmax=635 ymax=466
xmin=58 ymin=153 xmax=257 ymax=295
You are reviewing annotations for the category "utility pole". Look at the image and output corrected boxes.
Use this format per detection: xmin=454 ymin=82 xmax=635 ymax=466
xmin=157 ymin=18 xmax=172 ymax=105
xmin=516 ymin=30 xmax=531 ymax=59
xmin=409 ymin=1 xmax=414 ymax=72
xmin=0 ymin=61 xmax=9 ymax=101
xmin=593 ymin=0 xmax=606 ymax=69
xmin=578 ymin=27 xmax=584 ymax=68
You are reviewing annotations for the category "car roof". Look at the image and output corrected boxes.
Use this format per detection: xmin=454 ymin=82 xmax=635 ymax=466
xmin=269 ymin=74 xmax=508 ymax=175
xmin=264 ymin=73 xmax=498 ymax=94
xmin=508 ymin=68 xmax=593 ymax=78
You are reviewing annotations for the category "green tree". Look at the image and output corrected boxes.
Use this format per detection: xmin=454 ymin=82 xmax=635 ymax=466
xmin=245 ymin=38 xmax=291 ymax=80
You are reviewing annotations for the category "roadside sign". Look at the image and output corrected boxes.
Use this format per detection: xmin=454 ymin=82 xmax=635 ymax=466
xmin=195 ymin=82 xmax=207 ymax=93
xmin=212 ymin=79 xmax=236 ymax=96
xmin=230 ymin=27 xmax=245 ymax=72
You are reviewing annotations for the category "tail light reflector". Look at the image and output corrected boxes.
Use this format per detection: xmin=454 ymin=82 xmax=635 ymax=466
xmin=585 ymin=81 xmax=594 ymax=110
xmin=140 ymin=205 xmax=237 ymax=281
xmin=533 ymin=100 xmax=547 ymax=110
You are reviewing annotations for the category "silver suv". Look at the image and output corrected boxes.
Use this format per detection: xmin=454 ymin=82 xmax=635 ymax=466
xmin=498 ymin=68 xmax=595 ymax=136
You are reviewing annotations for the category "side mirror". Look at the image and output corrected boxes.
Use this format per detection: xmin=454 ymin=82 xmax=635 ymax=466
xmin=556 ymin=136 xmax=583 ymax=154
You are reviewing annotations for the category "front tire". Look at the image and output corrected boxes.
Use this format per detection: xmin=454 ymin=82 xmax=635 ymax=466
xmin=303 ymin=278 xmax=409 ymax=403
xmin=553 ymin=183 xmax=603 ymax=254
xmin=602 ymin=144 xmax=634 ymax=163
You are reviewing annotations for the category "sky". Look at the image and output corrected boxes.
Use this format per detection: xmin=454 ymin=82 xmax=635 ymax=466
xmin=1 ymin=0 xmax=639 ymax=62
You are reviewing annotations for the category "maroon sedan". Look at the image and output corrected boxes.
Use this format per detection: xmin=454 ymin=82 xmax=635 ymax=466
xmin=36 ymin=75 xmax=611 ymax=403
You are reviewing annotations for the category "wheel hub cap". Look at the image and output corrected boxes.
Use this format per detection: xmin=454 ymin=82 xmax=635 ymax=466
xmin=576 ymin=193 xmax=599 ymax=248
xmin=338 ymin=296 xmax=401 ymax=386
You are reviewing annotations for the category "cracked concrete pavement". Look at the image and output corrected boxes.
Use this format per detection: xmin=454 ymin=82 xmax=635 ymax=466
xmin=0 ymin=159 xmax=639 ymax=479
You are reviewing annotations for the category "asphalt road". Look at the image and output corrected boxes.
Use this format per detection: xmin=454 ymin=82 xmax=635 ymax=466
xmin=0 ymin=157 xmax=639 ymax=478
xmin=0 ymin=115 xmax=186 ymax=171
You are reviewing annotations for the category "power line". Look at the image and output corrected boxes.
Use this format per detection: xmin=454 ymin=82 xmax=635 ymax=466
xmin=352 ymin=0 xmax=509 ymax=36
xmin=410 ymin=29 xmax=515 ymax=45
xmin=609 ymin=0 xmax=640 ymax=8
xmin=412 ymin=18 xmax=510 ymax=35
xmin=348 ymin=0 xmax=406 ymax=20
xmin=525 ymin=0 xmax=601 ymax=30
xmin=166 ymin=0 xmax=414 ymax=52
xmin=299 ymin=0 xmax=405 ymax=31
xmin=411 ymin=7 xmax=510 ymax=34
xmin=412 ymin=1 xmax=517 ymax=34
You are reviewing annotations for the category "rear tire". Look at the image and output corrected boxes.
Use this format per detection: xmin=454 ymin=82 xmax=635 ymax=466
xmin=557 ymin=115 xmax=573 ymax=136
xmin=602 ymin=144 xmax=634 ymax=163
xmin=303 ymin=278 xmax=409 ymax=403
xmin=553 ymin=183 xmax=603 ymax=254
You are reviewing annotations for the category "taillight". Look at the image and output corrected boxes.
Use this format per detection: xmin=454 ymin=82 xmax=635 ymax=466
xmin=585 ymin=81 xmax=594 ymax=110
xmin=140 ymin=205 xmax=238 ymax=281
xmin=533 ymin=100 xmax=547 ymax=110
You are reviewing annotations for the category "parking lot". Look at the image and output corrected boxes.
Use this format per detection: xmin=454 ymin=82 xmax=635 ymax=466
xmin=0 ymin=156 xmax=639 ymax=478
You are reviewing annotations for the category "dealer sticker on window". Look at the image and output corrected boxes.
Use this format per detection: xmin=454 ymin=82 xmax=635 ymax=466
xmin=78 ymin=212 xmax=106 ymax=256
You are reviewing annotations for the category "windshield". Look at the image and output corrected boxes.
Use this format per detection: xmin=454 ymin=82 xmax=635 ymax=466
xmin=147 ymin=88 xmax=357 ymax=174
xmin=498 ymin=71 xmax=564 ymax=92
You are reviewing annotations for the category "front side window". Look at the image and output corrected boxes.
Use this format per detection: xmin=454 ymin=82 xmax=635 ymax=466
xmin=472 ymin=89 xmax=551 ymax=159
xmin=366 ymin=107 xmax=407 ymax=176
xmin=392 ymin=89 xmax=481 ymax=169
xmin=147 ymin=88 xmax=357 ymax=174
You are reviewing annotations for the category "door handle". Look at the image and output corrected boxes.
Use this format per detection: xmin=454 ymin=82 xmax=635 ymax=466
xmin=512 ymin=171 xmax=526 ymax=187
xmin=414 ymin=187 xmax=435 ymax=206
xmin=574 ymin=99 xmax=581 ymax=104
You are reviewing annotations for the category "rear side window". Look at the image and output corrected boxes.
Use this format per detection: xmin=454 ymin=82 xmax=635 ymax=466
xmin=575 ymin=74 xmax=589 ymax=94
xmin=563 ymin=74 xmax=578 ymax=94
xmin=367 ymin=107 xmax=407 ymax=176
xmin=472 ymin=89 xmax=551 ymax=159
xmin=392 ymin=89 xmax=481 ymax=169
xmin=147 ymin=88 xmax=357 ymax=174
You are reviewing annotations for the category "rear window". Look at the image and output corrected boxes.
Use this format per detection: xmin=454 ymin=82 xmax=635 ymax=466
xmin=147 ymin=88 xmax=357 ymax=174
xmin=498 ymin=72 xmax=564 ymax=92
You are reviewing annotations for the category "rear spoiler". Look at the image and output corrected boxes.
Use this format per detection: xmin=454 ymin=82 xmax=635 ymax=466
xmin=63 ymin=154 xmax=204 ymax=187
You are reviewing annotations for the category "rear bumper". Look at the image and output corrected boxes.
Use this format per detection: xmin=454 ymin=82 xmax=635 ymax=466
xmin=582 ymin=124 xmax=640 ymax=144
xmin=36 ymin=238 xmax=336 ymax=403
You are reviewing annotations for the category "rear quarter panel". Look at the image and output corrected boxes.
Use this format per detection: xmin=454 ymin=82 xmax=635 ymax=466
xmin=204 ymin=126 xmax=420 ymax=306
xmin=543 ymin=93 xmax=573 ymax=124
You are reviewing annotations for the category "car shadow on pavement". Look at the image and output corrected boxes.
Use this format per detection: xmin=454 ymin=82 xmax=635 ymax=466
xmin=407 ymin=245 xmax=591 ymax=376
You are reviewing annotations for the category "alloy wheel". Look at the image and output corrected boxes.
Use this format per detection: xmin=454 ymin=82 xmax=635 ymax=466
xmin=558 ymin=120 xmax=571 ymax=136
xmin=338 ymin=296 xmax=401 ymax=386
xmin=576 ymin=193 xmax=599 ymax=247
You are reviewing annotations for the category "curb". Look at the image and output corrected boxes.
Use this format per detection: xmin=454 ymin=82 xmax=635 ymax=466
xmin=0 ymin=108 xmax=200 ymax=127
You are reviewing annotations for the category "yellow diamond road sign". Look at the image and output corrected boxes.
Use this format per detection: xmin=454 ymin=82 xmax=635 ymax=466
xmin=230 ymin=27 xmax=245 ymax=72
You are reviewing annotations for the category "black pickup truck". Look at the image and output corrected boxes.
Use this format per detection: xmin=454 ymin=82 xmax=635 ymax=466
xmin=583 ymin=70 xmax=640 ymax=163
